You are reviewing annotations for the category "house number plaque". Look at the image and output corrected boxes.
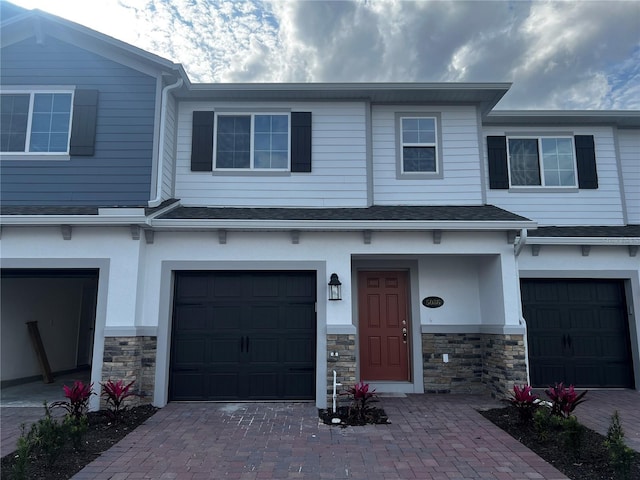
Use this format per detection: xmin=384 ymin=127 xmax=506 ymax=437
xmin=422 ymin=296 xmax=444 ymax=308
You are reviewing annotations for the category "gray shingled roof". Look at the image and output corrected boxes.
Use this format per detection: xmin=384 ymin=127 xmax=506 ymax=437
xmin=529 ymin=225 xmax=640 ymax=238
xmin=158 ymin=205 xmax=531 ymax=222
xmin=0 ymin=206 xmax=100 ymax=215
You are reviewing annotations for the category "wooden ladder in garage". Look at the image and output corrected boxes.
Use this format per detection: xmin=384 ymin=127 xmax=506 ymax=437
xmin=26 ymin=321 xmax=54 ymax=384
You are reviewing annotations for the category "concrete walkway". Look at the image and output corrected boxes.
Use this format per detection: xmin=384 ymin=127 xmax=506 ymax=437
xmin=2 ymin=389 xmax=638 ymax=479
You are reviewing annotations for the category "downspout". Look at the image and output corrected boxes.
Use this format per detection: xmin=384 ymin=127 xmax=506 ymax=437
xmin=514 ymin=228 xmax=528 ymax=257
xmin=149 ymin=77 xmax=183 ymax=207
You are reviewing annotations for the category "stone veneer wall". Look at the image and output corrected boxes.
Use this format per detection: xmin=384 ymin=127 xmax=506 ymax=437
xmin=422 ymin=333 xmax=527 ymax=398
xmin=102 ymin=336 xmax=157 ymax=406
xmin=481 ymin=334 xmax=527 ymax=398
xmin=422 ymin=333 xmax=486 ymax=394
xmin=326 ymin=334 xmax=356 ymax=403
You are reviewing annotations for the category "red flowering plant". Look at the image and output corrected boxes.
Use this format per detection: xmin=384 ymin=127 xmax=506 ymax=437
xmin=345 ymin=381 xmax=378 ymax=422
xmin=545 ymin=382 xmax=588 ymax=418
xmin=508 ymin=384 xmax=539 ymax=422
xmin=50 ymin=380 xmax=94 ymax=420
xmin=101 ymin=379 xmax=138 ymax=420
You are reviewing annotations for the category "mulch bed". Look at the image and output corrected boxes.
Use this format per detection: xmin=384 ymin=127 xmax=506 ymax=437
xmin=480 ymin=406 xmax=640 ymax=480
xmin=1 ymin=404 xmax=157 ymax=480
xmin=318 ymin=405 xmax=390 ymax=427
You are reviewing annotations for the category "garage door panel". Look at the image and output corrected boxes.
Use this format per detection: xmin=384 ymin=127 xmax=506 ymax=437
xmin=247 ymin=372 xmax=280 ymax=398
xmin=212 ymin=306 xmax=242 ymax=330
xmin=248 ymin=306 xmax=279 ymax=330
xmin=282 ymin=305 xmax=315 ymax=330
xmin=285 ymin=275 xmax=315 ymax=297
xmin=174 ymin=305 xmax=208 ymax=331
xmin=172 ymin=337 xmax=207 ymax=364
xmin=171 ymin=373 xmax=207 ymax=400
xmin=249 ymin=337 xmax=279 ymax=364
xmin=210 ymin=337 xmax=242 ymax=363
xmin=284 ymin=337 xmax=315 ymax=363
xmin=212 ymin=274 xmax=243 ymax=298
xmin=284 ymin=372 xmax=315 ymax=398
xmin=251 ymin=275 xmax=280 ymax=298
xmin=208 ymin=373 xmax=240 ymax=398
xmin=175 ymin=275 xmax=208 ymax=299
xmin=522 ymin=279 xmax=634 ymax=389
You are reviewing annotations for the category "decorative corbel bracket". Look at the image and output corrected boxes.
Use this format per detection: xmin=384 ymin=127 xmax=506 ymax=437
xmin=531 ymin=245 xmax=541 ymax=256
xmin=130 ymin=225 xmax=141 ymax=240
xmin=432 ymin=230 xmax=442 ymax=244
xmin=363 ymin=230 xmax=372 ymax=245
xmin=507 ymin=230 xmax=517 ymax=244
xmin=629 ymin=245 xmax=638 ymax=257
xmin=144 ymin=230 xmax=155 ymax=245
xmin=61 ymin=225 xmax=72 ymax=240
xmin=290 ymin=230 xmax=300 ymax=244
xmin=581 ymin=245 xmax=591 ymax=257
xmin=218 ymin=229 xmax=227 ymax=245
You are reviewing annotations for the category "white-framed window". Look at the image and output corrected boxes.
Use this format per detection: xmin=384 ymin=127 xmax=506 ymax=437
xmin=214 ymin=113 xmax=290 ymax=170
xmin=400 ymin=116 xmax=438 ymax=174
xmin=507 ymin=136 xmax=577 ymax=187
xmin=0 ymin=91 xmax=74 ymax=154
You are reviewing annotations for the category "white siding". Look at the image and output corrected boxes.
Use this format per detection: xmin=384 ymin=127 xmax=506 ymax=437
xmin=174 ymin=101 xmax=368 ymax=207
xmin=372 ymin=105 xmax=484 ymax=205
xmin=483 ymin=126 xmax=625 ymax=226
xmin=619 ymin=129 xmax=640 ymax=224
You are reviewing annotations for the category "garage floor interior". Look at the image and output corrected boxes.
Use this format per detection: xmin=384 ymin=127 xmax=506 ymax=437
xmin=1 ymin=370 xmax=91 ymax=407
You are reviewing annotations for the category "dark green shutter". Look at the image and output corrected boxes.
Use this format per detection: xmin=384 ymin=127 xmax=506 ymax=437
xmin=69 ymin=89 xmax=98 ymax=156
xmin=291 ymin=112 xmax=312 ymax=172
xmin=191 ymin=111 xmax=214 ymax=172
xmin=575 ymin=135 xmax=598 ymax=189
xmin=487 ymin=136 xmax=509 ymax=189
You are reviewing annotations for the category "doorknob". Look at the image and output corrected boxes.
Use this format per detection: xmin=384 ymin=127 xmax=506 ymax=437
xmin=402 ymin=327 xmax=407 ymax=343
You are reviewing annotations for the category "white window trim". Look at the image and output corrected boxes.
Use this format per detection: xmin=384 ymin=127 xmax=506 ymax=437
xmin=0 ymin=89 xmax=75 ymax=157
xmin=395 ymin=112 xmax=443 ymax=180
xmin=212 ymin=111 xmax=291 ymax=172
xmin=506 ymin=135 xmax=578 ymax=188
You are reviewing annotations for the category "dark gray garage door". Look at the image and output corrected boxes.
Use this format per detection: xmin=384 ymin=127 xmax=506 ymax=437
xmin=522 ymin=279 xmax=634 ymax=389
xmin=170 ymin=271 xmax=316 ymax=401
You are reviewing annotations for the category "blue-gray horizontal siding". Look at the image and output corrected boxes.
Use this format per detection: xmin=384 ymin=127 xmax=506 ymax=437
xmin=0 ymin=36 xmax=157 ymax=206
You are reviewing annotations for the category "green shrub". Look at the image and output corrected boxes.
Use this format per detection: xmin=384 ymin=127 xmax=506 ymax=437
xmin=605 ymin=411 xmax=634 ymax=480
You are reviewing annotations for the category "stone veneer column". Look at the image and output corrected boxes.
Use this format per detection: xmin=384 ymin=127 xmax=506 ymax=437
xmin=481 ymin=333 xmax=527 ymax=398
xmin=102 ymin=336 xmax=157 ymax=406
xmin=326 ymin=334 xmax=356 ymax=404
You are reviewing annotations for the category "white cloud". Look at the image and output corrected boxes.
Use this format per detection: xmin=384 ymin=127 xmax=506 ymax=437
xmin=4 ymin=0 xmax=639 ymax=109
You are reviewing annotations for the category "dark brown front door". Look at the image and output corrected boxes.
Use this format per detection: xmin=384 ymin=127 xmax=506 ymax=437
xmin=358 ymin=271 xmax=410 ymax=381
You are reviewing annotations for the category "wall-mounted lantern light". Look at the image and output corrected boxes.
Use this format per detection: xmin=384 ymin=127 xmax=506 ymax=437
xmin=328 ymin=273 xmax=342 ymax=301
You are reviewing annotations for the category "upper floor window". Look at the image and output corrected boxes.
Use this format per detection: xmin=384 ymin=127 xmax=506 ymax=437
xmin=400 ymin=116 xmax=438 ymax=173
xmin=0 ymin=92 xmax=73 ymax=153
xmin=508 ymin=137 xmax=577 ymax=187
xmin=215 ymin=113 xmax=289 ymax=170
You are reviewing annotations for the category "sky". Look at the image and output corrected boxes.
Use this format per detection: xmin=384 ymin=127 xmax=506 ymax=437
xmin=4 ymin=0 xmax=640 ymax=110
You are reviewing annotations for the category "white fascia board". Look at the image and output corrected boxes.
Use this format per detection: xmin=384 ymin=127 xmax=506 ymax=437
xmin=149 ymin=218 xmax=537 ymax=231
xmin=527 ymin=236 xmax=640 ymax=246
xmin=0 ymin=215 xmax=148 ymax=226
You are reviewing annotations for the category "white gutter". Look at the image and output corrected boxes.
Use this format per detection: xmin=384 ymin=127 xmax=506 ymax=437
xmin=149 ymin=77 xmax=184 ymax=208
xmin=514 ymin=228 xmax=527 ymax=257
xmin=148 ymin=218 xmax=537 ymax=231
xmin=0 ymin=215 xmax=148 ymax=226
xmin=527 ymin=236 xmax=640 ymax=246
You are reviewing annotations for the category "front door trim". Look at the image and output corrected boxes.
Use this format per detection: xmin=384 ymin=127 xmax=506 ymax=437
xmin=352 ymin=259 xmax=424 ymax=394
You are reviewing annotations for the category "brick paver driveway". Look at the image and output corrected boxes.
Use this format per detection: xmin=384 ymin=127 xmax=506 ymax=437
xmin=71 ymin=395 xmax=569 ymax=480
